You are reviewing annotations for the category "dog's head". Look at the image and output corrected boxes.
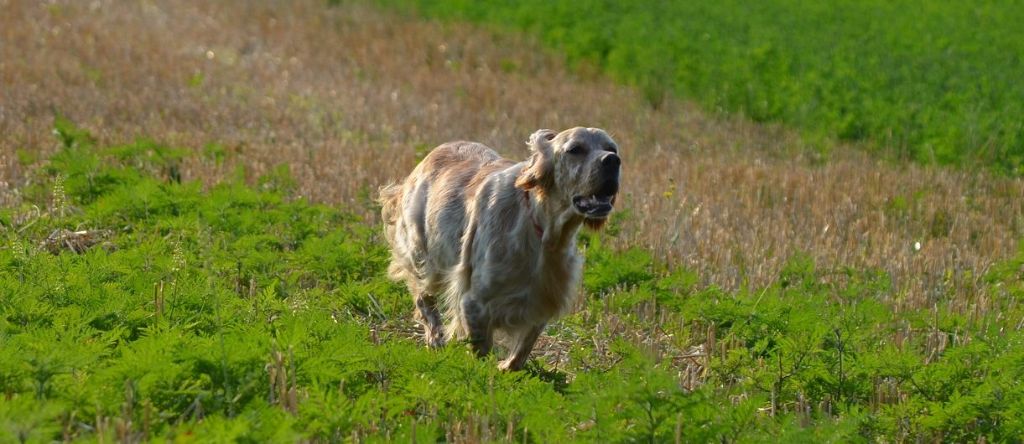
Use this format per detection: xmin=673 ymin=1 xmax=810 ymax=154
xmin=515 ymin=127 xmax=621 ymax=227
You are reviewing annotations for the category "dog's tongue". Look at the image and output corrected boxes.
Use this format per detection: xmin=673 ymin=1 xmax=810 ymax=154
xmin=573 ymin=195 xmax=614 ymax=216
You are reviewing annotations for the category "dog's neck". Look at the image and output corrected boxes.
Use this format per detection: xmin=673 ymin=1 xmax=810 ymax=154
xmin=527 ymin=189 xmax=584 ymax=252
xmin=521 ymin=190 xmax=545 ymax=238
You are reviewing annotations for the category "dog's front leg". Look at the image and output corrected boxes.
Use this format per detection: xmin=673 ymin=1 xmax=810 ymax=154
xmin=498 ymin=324 xmax=544 ymax=371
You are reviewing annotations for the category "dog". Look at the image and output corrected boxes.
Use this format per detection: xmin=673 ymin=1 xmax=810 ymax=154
xmin=379 ymin=127 xmax=621 ymax=370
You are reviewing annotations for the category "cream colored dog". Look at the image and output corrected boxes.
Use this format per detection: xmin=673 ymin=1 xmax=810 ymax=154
xmin=380 ymin=127 xmax=621 ymax=370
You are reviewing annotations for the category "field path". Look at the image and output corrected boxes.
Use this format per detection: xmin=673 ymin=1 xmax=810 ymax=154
xmin=2 ymin=0 xmax=1021 ymax=303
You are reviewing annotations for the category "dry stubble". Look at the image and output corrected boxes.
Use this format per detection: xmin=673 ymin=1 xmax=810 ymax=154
xmin=1 ymin=0 xmax=1022 ymax=308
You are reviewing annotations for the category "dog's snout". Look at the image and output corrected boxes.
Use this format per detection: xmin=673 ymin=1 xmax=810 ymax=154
xmin=601 ymin=153 xmax=621 ymax=169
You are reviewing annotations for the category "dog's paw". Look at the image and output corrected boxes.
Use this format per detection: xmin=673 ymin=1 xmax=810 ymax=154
xmin=497 ymin=358 xmax=526 ymax=372
xmin=426 ymin=330 xmax=446 ymax=349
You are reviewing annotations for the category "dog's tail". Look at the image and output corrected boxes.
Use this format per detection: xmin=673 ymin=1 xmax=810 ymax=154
xmin=378 ymin=183 xmax=402 ymax=242
xmin=378 ymin=182 xmax=409 ymax=282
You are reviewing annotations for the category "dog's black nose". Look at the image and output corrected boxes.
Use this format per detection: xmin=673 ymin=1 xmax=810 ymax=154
xmin=601 ymin=153 xmax=621 ymax=169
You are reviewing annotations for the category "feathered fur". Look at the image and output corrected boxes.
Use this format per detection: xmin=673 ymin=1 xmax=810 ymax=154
xmin=379 ymin=127 xmax=621 ymax=370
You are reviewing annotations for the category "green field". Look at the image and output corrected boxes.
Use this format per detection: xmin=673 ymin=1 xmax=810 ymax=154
xmin=378 ymin=0 xmax=1024 ymax=173
xmin=4 ymin=0 xmax=1024 ymax=441
xmin=3 ymin=121 xmax=1023 ymax=441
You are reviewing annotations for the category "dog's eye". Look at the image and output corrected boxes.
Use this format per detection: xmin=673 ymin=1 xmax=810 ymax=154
xmin=566 ymin=144 xmax=585 ymax=155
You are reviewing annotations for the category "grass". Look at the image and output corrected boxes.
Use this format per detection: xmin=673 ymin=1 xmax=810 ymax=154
xmin=377 ymin=0 xmax=1024 ymax=174
xmin=3 ymin=120 xmax=1024 ymax=442
xmin=1 ymin=1 xmax=1024 ymax=440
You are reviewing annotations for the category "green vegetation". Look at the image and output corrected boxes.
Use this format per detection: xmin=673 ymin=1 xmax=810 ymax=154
xmin=3 ymin=121 xmax=1024 ymax=441
xmin=377 ymin=0 xmax=1024 ymax=173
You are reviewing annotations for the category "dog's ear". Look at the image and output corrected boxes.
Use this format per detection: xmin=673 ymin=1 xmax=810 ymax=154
xmin=515 ymin=129 xmax=556 ymax=191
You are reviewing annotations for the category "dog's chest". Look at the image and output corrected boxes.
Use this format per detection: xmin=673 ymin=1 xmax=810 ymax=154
xmin=475 ymin=242 xmax=580 ymax=320
xmin=526 ymin=246 xmax=583 ymax=318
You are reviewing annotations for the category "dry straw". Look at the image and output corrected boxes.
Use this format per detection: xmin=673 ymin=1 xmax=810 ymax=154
xmin=2 ymin=0 xmax=1021 ymax=308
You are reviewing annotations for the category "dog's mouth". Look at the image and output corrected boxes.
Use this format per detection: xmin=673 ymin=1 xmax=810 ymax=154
xmin=572 ymin=193 xmax=616 ymax=219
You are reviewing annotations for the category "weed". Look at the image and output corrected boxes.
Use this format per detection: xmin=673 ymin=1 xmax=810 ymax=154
xmin=3 ymin=122 xmax=1023 ymax=441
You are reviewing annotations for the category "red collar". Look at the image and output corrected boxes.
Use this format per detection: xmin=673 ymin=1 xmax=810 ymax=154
xmin=522 ymin=190 xmax=544 ymax=238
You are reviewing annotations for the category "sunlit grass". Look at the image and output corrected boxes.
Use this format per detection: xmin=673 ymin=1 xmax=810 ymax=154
xmin=3 ymin=122 xmax=1023 ymax=441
